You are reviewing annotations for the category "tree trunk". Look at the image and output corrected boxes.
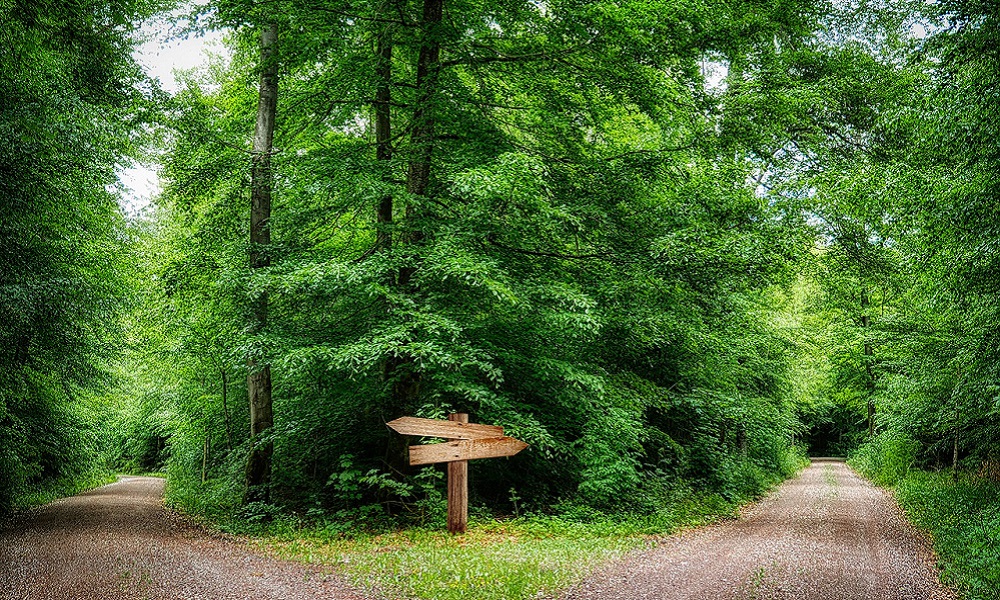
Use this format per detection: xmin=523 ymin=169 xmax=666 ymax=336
xmin=202 ymin=435 xmax=210 ymax=484
xmin=953 ymin=405 xmax=961 ymax=476
xmin=953 ymin=430 xmax=959 ymax=471
xmin=381 ymin=0 xmax=445 ymax=476
xmin=245 ymin=21 xmax=278 ymax=505
xmin=861 ymin=288 xmax=875 ymax=437
xmin=398 ymin=0 xmax=443 ymax=288
xmin=376 ymin=21 xmax=394 ymax=254
xmin=385 ymin=0 xmax=443 ymax=406
xmin=221 ymin=368 xmax=233 ymax=450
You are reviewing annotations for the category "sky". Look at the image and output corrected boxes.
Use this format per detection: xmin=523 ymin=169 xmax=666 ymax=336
xmin=118 ymin=17 xmax=226 ymax=215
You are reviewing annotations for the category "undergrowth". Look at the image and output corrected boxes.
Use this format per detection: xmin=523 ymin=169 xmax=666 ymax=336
xmin=851 ymin=433 xmax=1000 ymax=600
xmin=896 ymin=473 xmax=1000 ymax=600
xmin=216 ymin=466 xmax=803 ymax=600
xmin=13 ymin=470 xmax=117 ymax=511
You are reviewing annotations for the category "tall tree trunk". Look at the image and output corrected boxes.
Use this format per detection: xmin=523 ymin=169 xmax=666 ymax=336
xmin=386 ymin=0 xmax=444 ymax=405
xmin=399 ymin=0 xmax=443 ymax=290
xmin=953 ymin=404 xmax=961 ymax=476
xmin=245 ymin=21 xmax=278 ymax=505
xmin=861 ymin=288 xmax=875 ymax=437
xmin=375 ymin=20 xmax=394 ymax=254
xmin=221 ymin=368 xmax=233 ymax=450
xmin=380 ymin=0 xmax=444 ymax=478
xmin=374 ymin=14 xmax=410 ymax=481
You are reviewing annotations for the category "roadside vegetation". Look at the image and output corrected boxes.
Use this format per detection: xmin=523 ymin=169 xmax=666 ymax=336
xmin=852 ymin=436 xmax=1000 ymax=600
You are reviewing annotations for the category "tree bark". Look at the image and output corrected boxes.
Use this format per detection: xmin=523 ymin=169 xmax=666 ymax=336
xmin=376 ymin=20 xmax=394 ymax=254
xmin=861 ymin=287 xmax=875 ymax=437
xmin=381 ymin=0 xmax=445 ymax=476
xmin=245 ymin=21 xmax=278 ymax=505
xmin=385 ymin=0 xmax=444 ymax=412
xmin=398 ymin=0 xmax=443 ymax=288
xmin=221 ymin=368 xmax=233 ymax=450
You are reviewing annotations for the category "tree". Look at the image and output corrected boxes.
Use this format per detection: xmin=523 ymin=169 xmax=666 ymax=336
xmin=245 ymin=19 xmax=280 ymax=504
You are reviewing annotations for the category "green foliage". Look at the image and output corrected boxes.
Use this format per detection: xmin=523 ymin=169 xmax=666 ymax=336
xmin=129 ymin=0 xmax=828 ymax=522
xmin=0 ymin=0 xmax=154 ymax=512
xmin=882 ymin=472 xmax=1000 ymax=600
xmin=10 ymin=13 xmax=1000 ymax=600
xmin=849 ymin=432 xmax=919 ymax=487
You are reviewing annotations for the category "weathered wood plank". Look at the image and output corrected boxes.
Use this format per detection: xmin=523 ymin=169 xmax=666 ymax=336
xmin=386 ymin=416 xmax=504 ymax=440
xmin=408 ymin=436 xmax=529 ymax=466
xmin=447 ymin=413 xmax=469 ymax=535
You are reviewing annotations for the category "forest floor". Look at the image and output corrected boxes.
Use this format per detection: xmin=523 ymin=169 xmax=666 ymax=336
xmin=561 ymin=459 xmax=955 ymax=600
xmin=0 ymin=477 xmax=362 ymax=600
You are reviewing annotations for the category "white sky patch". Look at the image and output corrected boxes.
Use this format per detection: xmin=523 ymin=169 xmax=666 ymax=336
xmin=702 ymin=58 xmax=728 ymax=92
xmin=117 ymin=11 xmax=227 ymax=216
xmin=134 ymin=19 xmax=226 ymax=95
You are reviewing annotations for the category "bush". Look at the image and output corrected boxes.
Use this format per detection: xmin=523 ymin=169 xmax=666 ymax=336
xmin=849 ymin=431 xmax=918 ymax=486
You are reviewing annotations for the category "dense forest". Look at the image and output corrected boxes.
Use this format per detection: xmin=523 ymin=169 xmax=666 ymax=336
xmin=2 ymin=0 xmax=997 ymax=552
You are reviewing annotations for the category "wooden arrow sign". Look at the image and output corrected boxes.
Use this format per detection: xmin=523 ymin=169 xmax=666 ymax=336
xmin=387 ymin=413 xmax=528 ymax=534
xmin=386 ymin=416 xmax=504 ymax=440
xmin=408 ymin=436 xmax=528 ymax=466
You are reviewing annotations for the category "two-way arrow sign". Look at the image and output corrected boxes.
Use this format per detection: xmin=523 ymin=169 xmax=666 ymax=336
xmin=387 ymin=414 xmax=528 ymax=534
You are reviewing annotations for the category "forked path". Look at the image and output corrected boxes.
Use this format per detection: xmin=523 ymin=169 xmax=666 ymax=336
xmin=563 ymin=459 xmax=954 ymax=600
xmin=0 ymin=477 xmax=361 ymax=600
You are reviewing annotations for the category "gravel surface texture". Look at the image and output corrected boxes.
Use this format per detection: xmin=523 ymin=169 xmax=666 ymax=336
xmin=0 ymin=477 xmax=362 ymax=600
xmin=561 ymin=459 xmax=955 ymax=600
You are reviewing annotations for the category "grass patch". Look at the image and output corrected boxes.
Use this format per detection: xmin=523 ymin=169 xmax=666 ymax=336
xmin=893 ymin=472 xmax=1000 ymax=600
xmin=250 ymin=489 xmax=762 ymax=600
xmin=266 ymin=522 xmax=644 ymax=600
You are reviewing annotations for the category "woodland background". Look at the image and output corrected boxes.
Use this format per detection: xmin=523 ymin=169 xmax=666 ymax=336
xmin=1 ymin=0 xmax=998 ymax=552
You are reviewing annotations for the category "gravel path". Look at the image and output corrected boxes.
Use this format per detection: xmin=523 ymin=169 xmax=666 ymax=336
xmin=0 ymin=477 xmax=362 ymax=600
xmin=562 ymin=459 xmax=954 ymax=600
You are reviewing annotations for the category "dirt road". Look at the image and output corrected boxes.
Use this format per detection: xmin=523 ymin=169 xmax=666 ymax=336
xmin=0 ymin=477 xmax=360 ymax=600
xmin=562 ymin=459 xmax=954 ymax=600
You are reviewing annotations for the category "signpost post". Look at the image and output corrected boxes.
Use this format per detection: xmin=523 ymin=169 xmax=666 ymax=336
xmin=387 ymin=413 xmax=527 ymax=534
xmin=447 ymin=414 xmax=468 ymax=535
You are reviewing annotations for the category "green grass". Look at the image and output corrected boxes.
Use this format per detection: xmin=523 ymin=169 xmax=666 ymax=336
xmin=893 ymin=472 xmax=1000 ymax=600
xmin=252 ymin=490 xmax=761 ymax=600
xmin=265 ymin=522 xmax=645 ymax=600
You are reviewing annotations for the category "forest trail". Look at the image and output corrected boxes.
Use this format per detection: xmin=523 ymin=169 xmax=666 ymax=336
xmin=0 ymin=477 xmax=361 ymax=600
xmin=562 ymin=460 xmax=954 ymax=600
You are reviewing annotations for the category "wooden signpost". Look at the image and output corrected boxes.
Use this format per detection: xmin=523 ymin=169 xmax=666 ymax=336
xmin=387 ymin=413 xmax=527 ymax=534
